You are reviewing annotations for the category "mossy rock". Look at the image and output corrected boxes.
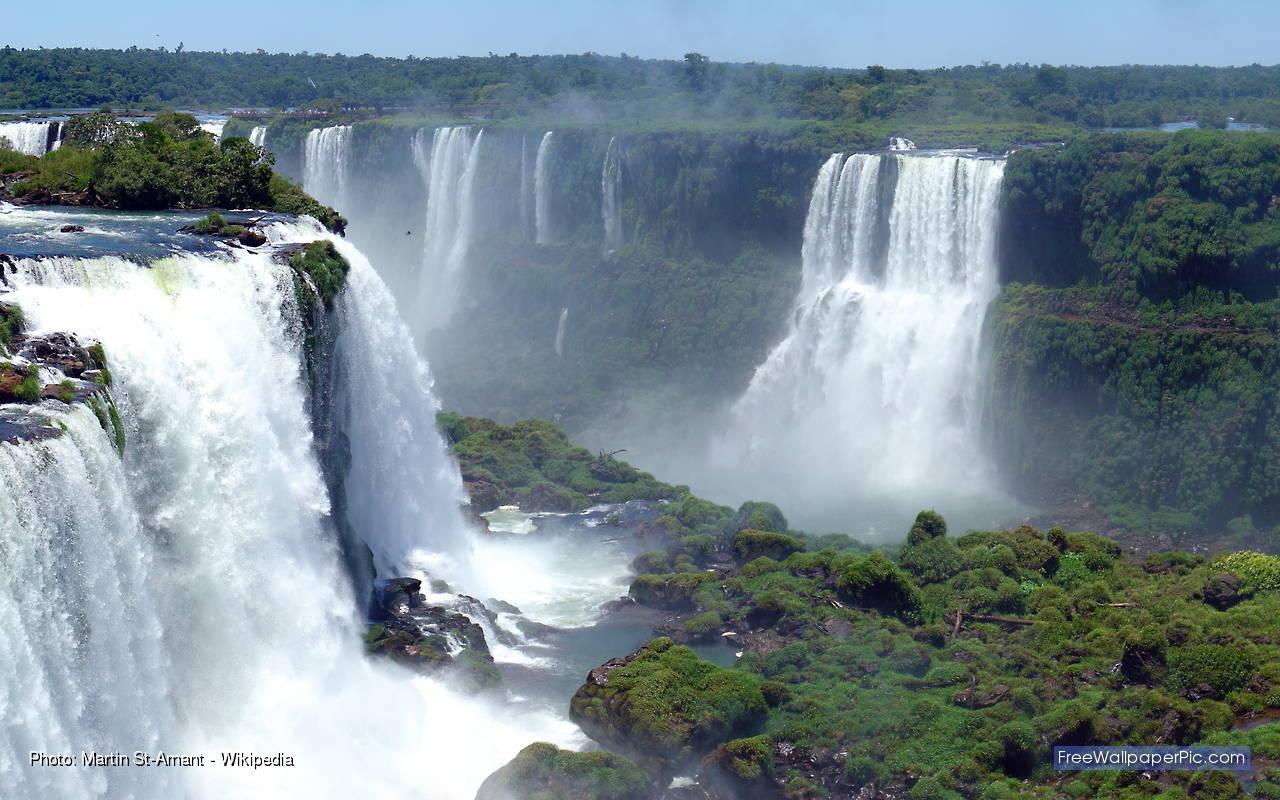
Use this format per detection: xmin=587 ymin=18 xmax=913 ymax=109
xmin=289 ymin=240 xmax=350 ymax=309
xmin=732 ymin=529 xmax=805 ymax=563
xmin=629 ymin=572 xmax=716 ymax=610
xmin=474 ymin=742 xmax=654 ymax=800
xmin=733 ymin=501 xmax=788 ymax=534
xmin=0 ymin=362 xmax=42 ymax=403
xmin=570 ymin=638 xmax=767 ymax=762
xmin=837 ymin=552 xmax=923 ymax=622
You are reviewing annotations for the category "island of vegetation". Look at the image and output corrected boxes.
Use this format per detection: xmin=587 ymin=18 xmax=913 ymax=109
xmin=0 ymin=110 xmax=345 ymax=233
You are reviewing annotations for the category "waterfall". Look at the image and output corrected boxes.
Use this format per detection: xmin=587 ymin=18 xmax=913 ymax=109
xmin=408 ymin=125 xmax=484 ymax=334
xmin=715 ymin=153 xmax=1005 ymax=522
xmin=302 ymin=125 xmax=353 ymax=210
xmin=555 ymin=307 xmax=569 ymax=358
xmin=0 ymin=215 xmax=576 ymax=798
xmin=248 ymin=126 xmax=267 ymax=148
xmin=519 ymin=134 xmax=533 ymax=238
xmin=534 ymin=131 xmax=554 ymax=245
xmin=889 ymin=136 xmax=917 ymax=151
xmin=0 ymin=121 xmax=55 ymax=156
xmin=198 ymin=120 xmax=226 ymax=141
xmin=601 ymin=137 xmax=622 ymax=251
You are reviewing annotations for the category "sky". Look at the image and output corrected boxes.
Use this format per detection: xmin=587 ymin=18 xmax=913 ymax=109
xmin=5 ymin=0 xmax=1277 ymax=69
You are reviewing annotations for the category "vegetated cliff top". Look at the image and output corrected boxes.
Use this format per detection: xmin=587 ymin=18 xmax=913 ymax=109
xmin=0 ymin=111 xmax=345 ymax=231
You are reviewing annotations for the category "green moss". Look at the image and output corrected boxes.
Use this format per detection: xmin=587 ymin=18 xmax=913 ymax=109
xmin=569 ymin=638 xmax=766 ymax=760
xmin=475 ymin=742 xmax=651 ymax=800
xmin=1167 ymin=645 xmax=1254 ymax=695
xmin=734 ymin=501 xmax=788 ymax=534
xmin=0 ymin=303 xmax=23 ymax=350
xmin=630 ymin=572 xmax=715 ymax=610
xmin=289 ymin=240 xmax=350 ymax=309
xmin=837 ymin=552 xmax=923 ymax=622
xmin=732 ymin=529 xmax=805 ymax=563
xmin=1213 ymin=551 xmax=1280 ymax=594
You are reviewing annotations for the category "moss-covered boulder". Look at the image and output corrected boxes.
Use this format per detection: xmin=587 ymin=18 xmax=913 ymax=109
xmin=474 ymin=742 xmax=654 ymax=800
xmin=733 ymin=501 xmax=788 ymax=534
xmin=288 ymin=240 xmax=350 ymax=309
xmin=836 ymin=552 xmax=923 ymax=622
xmin=570 ymin=638 xmax=767 ymax=763
xmin=732 ymin=529 xmax=805 ymax=563
xmin=629 ymin=572 xmax=715 ymax=610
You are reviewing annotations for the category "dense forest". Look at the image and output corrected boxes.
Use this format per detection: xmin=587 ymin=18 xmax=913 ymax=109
xmin=6 ymin=47 xmax=1280 ymax=129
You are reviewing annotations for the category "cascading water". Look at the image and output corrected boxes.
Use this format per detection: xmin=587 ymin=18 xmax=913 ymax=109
xmin=601 ymin=137 xmax=622 ymax=252
xmin=406 ymin=125 xmax=484 ymax=335
xmin=0 ymin=121 xmax=56 ymax=156
xmin=0 ymin=213 xmax=578 ymax=798
xmin=519 ymin=134 xmax=533 ymax=238
xmin=534 ymin=131 xmax=554 ymax=245
xmin=198 ymin=120 xmax=226 ymax=141
xmin=554 ymin=307 xmax=569 ymax=358
xmin=302 ymin=125 xmax=353 ymax=210
xmin=712 ymin=152 xmax=1007 ymax=532
xmin=248 ymin=126 xmax=267 ymax=148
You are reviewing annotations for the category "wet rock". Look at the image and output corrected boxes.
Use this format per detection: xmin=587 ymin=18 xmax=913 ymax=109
xmin=475 ymin=742 xmax=655 ymax=800
xmin=14 ymin=332 xmax=100 ymax=379
xmin=0 ymin=408 xmax=63 ymax=444
xmin=365 ymin=577 xmax=499 ymax=689
xmin=236 ymin=228 xmax=267 ymax=247
xmin=59 ymin=224 xmax=85 ymax=233
xmin=1202 ymin=573 xmax=1242 ymax=610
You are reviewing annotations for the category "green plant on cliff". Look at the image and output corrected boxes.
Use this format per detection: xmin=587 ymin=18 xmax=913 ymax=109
xmin=475 ymin=742 xmax=652 ymax=800
xmin=289 ymin=240 xmax=350 ymax=309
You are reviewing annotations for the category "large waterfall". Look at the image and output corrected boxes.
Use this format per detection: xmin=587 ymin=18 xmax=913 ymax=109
xmin=302 ymin=126 xmax=353 ymax=210
xmin=0 ymin=121 xmax=60 ymax=156
xmin=407 ymin=126 xmax=484 ymax=335
xmin=533 ymin=131 xmax=554 ymax=245
xmin=0 ymin=213 xmax=575 ymax=798
xmin=248 ymin=125 xmax=267 ymax=148
xmin=713 ymin=152 xmax=1006 ymax=531
xmin=601 ymin=137 xmax=622 ymax=251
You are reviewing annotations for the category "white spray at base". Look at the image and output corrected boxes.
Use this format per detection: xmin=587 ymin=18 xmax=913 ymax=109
xmin=0 ymin=217 xmax=578 ymax=799
xmin=712 ymin=153 xmax=1006 ymax=527
xmin=248 ymin=125 xmax=267 ymax=148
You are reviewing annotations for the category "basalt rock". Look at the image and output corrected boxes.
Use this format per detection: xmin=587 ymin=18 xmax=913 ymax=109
xmin=475 ymin=742 xmax=655 ymax=800
xmin=1202 ymin=573 xmax=1242 ymax=610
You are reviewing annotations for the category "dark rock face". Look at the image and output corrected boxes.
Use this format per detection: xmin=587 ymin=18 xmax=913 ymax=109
xmin=236 ymin=228 xmax=267 ymax=247
xmin=364 ymin=577 xmax=500 ymax=688
xmin=14 ymin=333 xmax=101 ymax=380
xmin=59 ymin=224 xmax=85 ymax=233
xmin=1202 ymin=573 xmax=1242 ymax=609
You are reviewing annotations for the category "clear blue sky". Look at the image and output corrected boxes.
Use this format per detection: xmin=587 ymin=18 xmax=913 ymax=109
xmin=6 ymin=0 xmax=1276 ymax=68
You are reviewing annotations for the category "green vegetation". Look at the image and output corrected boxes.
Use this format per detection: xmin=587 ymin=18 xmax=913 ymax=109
xmin=5 ymin=49 xmax=1280 ymax=130
xmin=288 ymin=240 xmax=351 ymax=309
xmin=475 ymin=742 xmax=652 ymax=800
xmin=437 ymin=413 xmax=679 ymax=512
xmin=0 ymin=303 xmax=23 ymax=351
xmin=0 ymin=362 xmax=41 ymax=402
xmin=994 ymin=130 xmax=1280 ymax=539
xmin=0 ymin=111 xmax=344 ymax=229
xmin=595 ymin=506 xmax=1280 ymax=797
xmin=569 ymin=637 xmax=767 ymax=761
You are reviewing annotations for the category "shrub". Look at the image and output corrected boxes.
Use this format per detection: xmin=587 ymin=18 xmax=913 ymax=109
xmin=907 ymin=510 xmax=948 ymax=546
xmin=899 ymin=536 xmax=964 ymax=583
xmin=734 ymin=501 xmax=788 ymax=533
xmin=1167 ymin=645 xmax=1254 ymax=696
xmin=1214 ymin=552 xmax=1280 ymax=595
xmin=289 ymin=240 xmax=350 ymax=308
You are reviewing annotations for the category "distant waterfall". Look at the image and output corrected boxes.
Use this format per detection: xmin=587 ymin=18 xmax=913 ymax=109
xmin=198 ymin=120 xmax=226 ymax=141
xmin=555 ymin=307 xmax=569 ymax=358
xmin=302 ymin=125 xmax=353 ymax=209
xmin=601 ymin=137 xmax=623 ymax=251
xmin=1 ymin=212 xmax=571 ymax=798
xmin=534 ymin=131 xmax=554 ymax=244
xmin=409 ymin=125 xmax=484 ymax=333
xmin=520 ymin=134 xmax=533 ymax=238
xmin=0 ymin=121 xmax=58 ymax=156
xmin=716 ymin=153 xmax=1005 ymax=516
xmin=248 ymin=125 xmax=267 ymax=147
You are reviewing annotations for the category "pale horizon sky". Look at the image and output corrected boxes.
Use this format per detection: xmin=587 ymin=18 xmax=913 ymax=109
xmin=5 ymin=0 xmax=1277 ymax=70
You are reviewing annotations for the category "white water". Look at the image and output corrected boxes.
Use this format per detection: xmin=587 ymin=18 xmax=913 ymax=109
xmin=554 ymin=307 xmax=569 ymax=358
xmin=198 ymin=120 xmax=226 ymax=142
xmin=248 ymin=126 xmax=267 ymax=148
xmin=0 ymin=219 xmax=579 ymax=798
xmin=533 ymin=131 xmax=554 ymax=245
xmin=519 ymin=134 xmax=533 ymax=238
xmin=713 ymin=153 xmax=1006 ymax=528
xmin=601 ymin=136 xmax=622 ymax=251
xmin=407 ymin=126 xmax=484 ymax=334
xmin=302 ymin=126 xmax=353 ymax=210
xmin=0 ymin=121 xmax=56 ymax=156
xmin=889 ymin=136 xmax=917 ymax=151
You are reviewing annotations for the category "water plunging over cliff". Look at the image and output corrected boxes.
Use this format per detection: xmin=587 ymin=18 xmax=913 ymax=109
xmin=406 ymin=125 xmax=484 ymax=335
xmin=302 ymin=125 xmax=353 ymax=210
xmin=534 ymin=131 xmax=554 ymax=245
xmin=0 ymin=214 xmax=576 ymax=798
xmin=601 ymin=137 xmax=622 ymax=251
xmin=555 ymin=307 xmax=569 ymax=358
xmin=0 ymin=121 xmax=61 ymax=156
xmin=713 ymin=152 xmax=1007 ymax=532
xmin=248 ymin=126 xmax=267 ymax=148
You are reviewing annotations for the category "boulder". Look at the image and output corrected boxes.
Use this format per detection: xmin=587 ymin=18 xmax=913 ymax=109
xmin=59 ymin=224 xmax=85 ymax=233
xmin=475 ymin=742 xmax=654 ymax=800
xmin=1202 ymin=573 xmax=1242 ymax=610
xmin=365 ymin=577 xmax=499 ymax=688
